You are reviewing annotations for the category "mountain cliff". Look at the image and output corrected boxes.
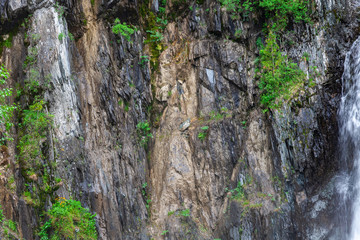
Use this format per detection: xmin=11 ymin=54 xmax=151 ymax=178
xmin=0 ymin=0 xmax=359 ymax=239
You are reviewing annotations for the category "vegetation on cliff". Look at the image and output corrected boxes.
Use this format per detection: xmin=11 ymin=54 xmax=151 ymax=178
xmin=0 ymin=65 xmax=16 ymax=145
xmin=221 ymin=0 xmax=313 ymax=111
xmin=220 ymin=0 xmax=310 ymax=30
xmin=39 ymin=198 xmax=97 ymax=240
xmin=0 ymin=26 xmax=98 ymax=239
xmin=112 ymin=19 xmax=136 ymax=42
xmin=258 ymin=31 xmax=306 ymax=109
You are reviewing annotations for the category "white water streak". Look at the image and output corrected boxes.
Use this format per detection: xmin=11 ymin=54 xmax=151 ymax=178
xmin=339 ymin=36 xmax=360 ymax=240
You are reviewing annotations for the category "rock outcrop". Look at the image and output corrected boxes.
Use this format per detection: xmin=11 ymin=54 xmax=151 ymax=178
xmin=0 ymin=0 xmax=358 ymax=239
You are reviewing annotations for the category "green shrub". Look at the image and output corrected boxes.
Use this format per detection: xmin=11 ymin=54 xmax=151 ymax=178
xmin=24 ymin=68 xmax=41 ymax=94
xmin=23 ymin=191 xmax=37 ymax=205
xmin=142 ymin=182 xmax=148 ymax=196
xmin=0 ymin=65 xmax=16 ymax=145
xmin=54 ymin=2 xmax=65 ymax=19
xmin=209 ymin=110 xmax=224 ymax=121
xmin=179 ymin=209 xmax=190 ymax=217
xmin=39 ymin=198 xmax=97 ymax=240
xmin=139 ymin=55 xmax=150 ymax=67
xmin=156 ymin=17 xmax=168 ymax=28
xmin=0 ymin=204 xmax=19 ymax=239
xmin=241 ymin=120 xmax=246 ymax=129
xmin=219 ymin=0 xmax=312 ymax=111
xmin=112 ymin=19 xmax=136 ymax=42
xmin=198 ymin=126 xmax=209 ymax=141
xmin=58 ymin=33 xmax=64 ymax=41
xmin=258 ymin=0 xmax=310 ymax=27
xmin=31 ymin=33 xmax=41 ymax=42
xmin=136 ymin=121 xmax=153 ymax=146
xmin=0 ymin=32 xmax=14 ymax=54
xmin=234 ymin=29 xmax=242 ymax=38
xmin=18 ymin=98 xmax=53 ymax=169
xmin=124 ymin=101 xmax=130 ymax=112
xmin=228 ymin=181 xmax=245 ymax=200
xmin=145 ymin=30 xmax=164 ymax=43
xmin=258 ymin=32 xmax=305 ymax=110
xmin=145 ymin=198 xmax=151 ymax=210
xmin=0 ymin=205 xmax=4 ymax=223
xmin=4 ymin=220 xmax=17 ymax=233
xmin=220 ymin=0 xmax=310 ymax=30
xmin=23 ymin=47 xmax=38 ymax=69
xmin=3 ymin=39 xmax=12 ymax=48
xmin=68 ymin=32 xmax=75 ymax=41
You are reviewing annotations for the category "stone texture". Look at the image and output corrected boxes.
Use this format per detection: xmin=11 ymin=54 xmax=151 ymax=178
xmin=0 ymin=0 xmax=358 ymax=239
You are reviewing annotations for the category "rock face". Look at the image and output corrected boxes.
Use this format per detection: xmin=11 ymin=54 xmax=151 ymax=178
xmin=0 ymin=0 xmax=358 ymax=239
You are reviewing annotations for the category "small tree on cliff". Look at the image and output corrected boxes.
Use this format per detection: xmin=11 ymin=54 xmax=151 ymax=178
xmin=258 ymin=32 xmax=305 ymax=111
xmin=0 ymin=65 xmax=16 ymax=145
